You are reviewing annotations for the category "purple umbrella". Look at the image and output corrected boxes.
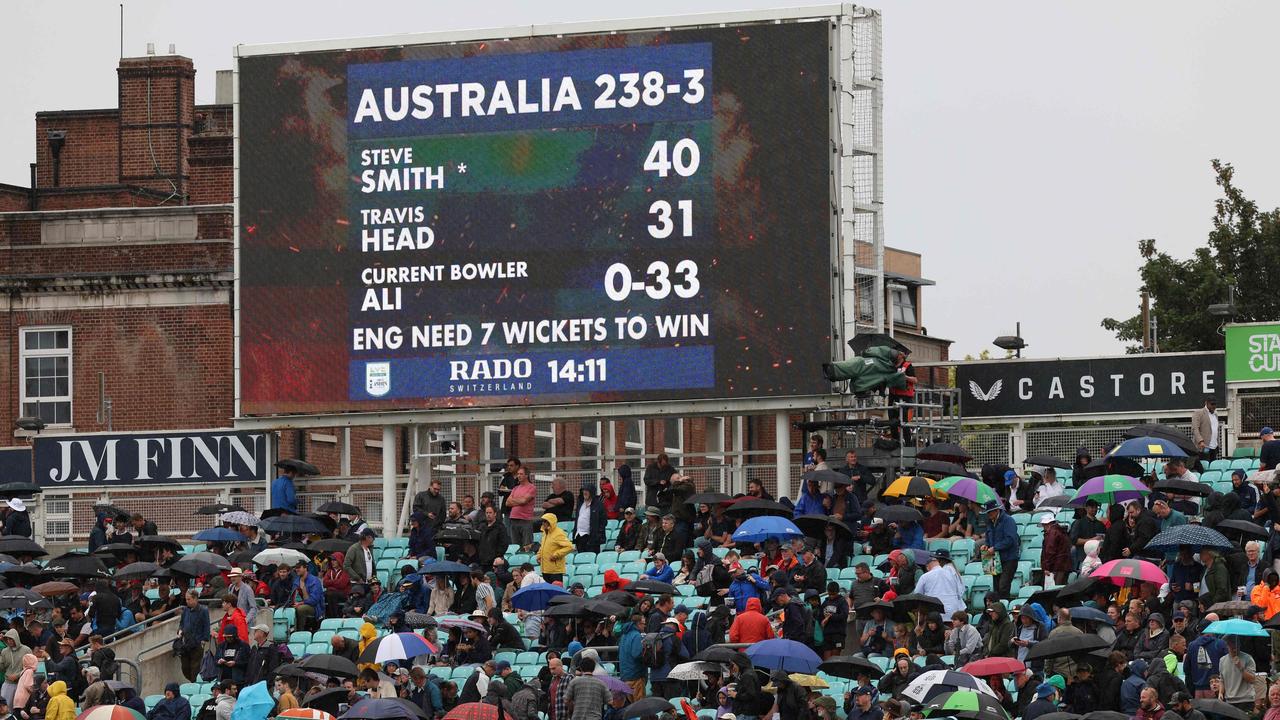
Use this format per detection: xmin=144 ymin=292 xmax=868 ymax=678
xmin=599 ymin=675 xmax=634 ymax=695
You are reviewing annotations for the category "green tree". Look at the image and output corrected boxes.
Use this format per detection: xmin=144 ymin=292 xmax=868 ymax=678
xmin=1102 ymin=160 xmax=1280 ymax=352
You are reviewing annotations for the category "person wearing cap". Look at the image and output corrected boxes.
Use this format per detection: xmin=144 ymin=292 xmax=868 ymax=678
xmin=773 ymin=587 xmax=813 ymax=645
xmin=1192 ymin=396 xmax=1219 ymax=462
xmin=1002 ymin=469 xmax=1033 ymax=512
xmin=913 ymin=550 xmax=966 ymax=617
xmin=0 ymin=500 xmax=30 ymax=541
xmin=289 ymin=560 xmax=325 ymax=631
xmin=243 ymin=623 xmax=277 ymax=687
xmin=649 ymin=616 xmax=687 ymax=699
xmin=845 ymin=685 xmax=883 ymax=720
xmin=224 ymin=566 xmax=257 ymax=629
xmin=270 ymin=462 xmax=299 ymax=513
xmin=639 ymin=553 xmax=675 ymax=584
xmin=792 ymin=543 xmax=827 ymax=594
xmin=1022 ymin=682 xmax=1059 ymax=720
xmin=1039 ymin=514 xmax=1072 ymax=586
xmin=1169 ymin=692 xmax=1207 ymax=720
xmin=614 ymin=507 xmax=641 ymax=552
xmin=979 ymin=499 xmax=1020 ymax=599
xmin=1261 ymin=427 xmax=1280 ymax=472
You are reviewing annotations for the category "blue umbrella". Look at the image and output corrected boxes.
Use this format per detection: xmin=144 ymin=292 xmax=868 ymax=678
xmin=230 ymin=681 xmax=274 ymax=720
xmin=732 ymin=516 xmax=804 ymax=544
xmin=193 ymin=528 xmax=245 ymax=543
xmin=1146 ymin=525 xmax=1233 ymax=553
xmin=1203 ymin=618 xmax=1269 ymax=638
xmin=1107 ymin=436 xmax=1189 ymax=459
xmin=417 ymin=560 xmax=472 ymax=575
xmin=745 ymin=638 xmax=822 ymax=674
xmin=1069 ymin=606 xmax=1114 ymax=625
xmin=510 ymin=582 xmax=569 ymax=611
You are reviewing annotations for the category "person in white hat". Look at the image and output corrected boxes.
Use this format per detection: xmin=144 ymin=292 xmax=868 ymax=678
xmin=2 ymin=500 xmax=31 ymax=540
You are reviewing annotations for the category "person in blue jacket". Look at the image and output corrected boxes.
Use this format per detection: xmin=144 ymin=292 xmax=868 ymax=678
xmin=892 ymin=520 xmax=924 ymax=551
xmin=271 ymin=463 xmax=298 ymax=513
xmin=726 ymin=568 xmax=771 ymax=612
xmin=639 ymin=553 xmax=676 ymax=583
xmin=793 ymin=476 xmax=829 ymax=517
xmin=616 ymin=615 xmax=646 ymax=694
xmin=615 ymin=464 xmax=638 ymax=514
xmin=980 ymin=499 xmax=1020 ymax=598
xmin=1184 ymin=622 xmax=1227 ymax=696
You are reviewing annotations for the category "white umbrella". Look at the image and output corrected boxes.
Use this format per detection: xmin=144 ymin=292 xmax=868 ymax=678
xmin=666 ymin=661 xmax=725 ymax=681
xmin=221 ymin=510 xmax=260 ymax=527
xmin=253 ymin=548 xmax=308 ymax=567
xmin=902 ymin=670 xmax=999 ymax=703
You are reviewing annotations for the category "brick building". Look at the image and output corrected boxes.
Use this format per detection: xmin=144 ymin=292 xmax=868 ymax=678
xmin=1 ymin=52 xmax=951 ymax=522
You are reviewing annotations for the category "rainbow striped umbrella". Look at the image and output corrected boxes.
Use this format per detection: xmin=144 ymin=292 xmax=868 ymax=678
xmin=934 ymin=476 xmax=999 ymax=505
xmin=1068 ymin=475 xmax=1149 ymax=506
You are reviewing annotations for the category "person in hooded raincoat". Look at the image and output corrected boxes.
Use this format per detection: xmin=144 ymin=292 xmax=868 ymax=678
xmin=535 ymin=513 xmax=574 ymax=584
xmin=571 ymin=483 xmax=606 ymax=554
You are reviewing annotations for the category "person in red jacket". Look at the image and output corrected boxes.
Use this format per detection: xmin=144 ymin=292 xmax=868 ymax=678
xmin=216 ymin=593 xmax=248 ymax=643
xmin=602 ymin=569 xmax=630 ymax=593
xmin=729 ymin=597 xmax=775 ymax=644
xmin=1039 ymin=516 xmax=1073 ymax=585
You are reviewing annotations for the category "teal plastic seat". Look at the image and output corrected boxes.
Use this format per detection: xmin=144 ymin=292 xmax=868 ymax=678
xmin=618 ymin=550 xmax=641 ymax=563
xmin=574 ymin=552 xmax=597 ymax=565
xmin=289 ymin=631 xmax=312 ymax=644
xmin=319 ymin=618 xmax=344 ymax=631
xmin=288 ymin=642 xmax=306 ymax=658
xmin=311 ymin=630 xmax=336 ymax=644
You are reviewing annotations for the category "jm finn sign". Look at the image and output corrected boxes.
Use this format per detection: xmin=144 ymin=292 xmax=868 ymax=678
xmin=1225 ymin=322 xmax=1280 ymax=383
xmin=33 ymin=430 xmax=268 ymax=487
xmin=957 ymin=352 xmax=1225 ymax=419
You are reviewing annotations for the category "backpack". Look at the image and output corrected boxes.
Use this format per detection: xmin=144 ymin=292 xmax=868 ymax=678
xmin=640 ymin=632 xmax=667 ymax=669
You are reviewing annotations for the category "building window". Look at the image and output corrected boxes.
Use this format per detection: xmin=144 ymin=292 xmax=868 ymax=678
xmin=484 ymin=426 xmax=506 ymax=467
xmin=891 ymin=287 xmax=917 ymax=326
xmin=625 ymin=420 xmax=645 ymax=469
xmin=663 ymin=418 xmax=683 ymax=461
xmin=20 ymin=327 xmax=72 ymax=426
xmin=580 ymin=422 xmax=601 ymax=472
xmin=534 ymin=422 xmax=555 ymax=473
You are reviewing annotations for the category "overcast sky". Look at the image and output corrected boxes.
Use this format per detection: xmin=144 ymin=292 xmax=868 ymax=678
xmin=4 ymin=0 xmax=1277 ymax=360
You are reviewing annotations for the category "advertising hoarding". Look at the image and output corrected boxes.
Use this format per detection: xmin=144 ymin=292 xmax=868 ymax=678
xmin=32 ymin=430 xmax=268 ymax=488
xmin=1225 ymin=323 xmax=1280 ymax=383
xmin=237 ymin=17 xmax=836 ymax=417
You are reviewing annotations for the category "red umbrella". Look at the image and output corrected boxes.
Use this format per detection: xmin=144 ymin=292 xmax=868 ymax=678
xmin=443 ymin=704 xmax=499 ymax=720
xmin=961 ymin=656 xmax=1027 ymax=676
xmin=1090 ymin=559 xmax=1167 ymax=585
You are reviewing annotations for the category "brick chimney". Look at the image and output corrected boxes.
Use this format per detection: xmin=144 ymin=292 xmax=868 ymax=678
xmin=117 ymin=54 xmax=195 ymax=201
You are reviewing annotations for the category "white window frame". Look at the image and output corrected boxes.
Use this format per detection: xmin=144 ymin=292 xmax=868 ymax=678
xmin=663 ymin=417 xmax=684 ymax=462
xmin=580 ymin=421 xmax=601 ymax=472
xmin=891 ymin=286 xmax=917 ymax=326
xmin=534 ymin=422 xmax=556 ymax=476
xmin=624 ymin=420 xmax=645 ymax=469
xmin=19 ymin=326 xmax=73 ymax=427
xmin=483 ymin=425 xmax=506 ymax=466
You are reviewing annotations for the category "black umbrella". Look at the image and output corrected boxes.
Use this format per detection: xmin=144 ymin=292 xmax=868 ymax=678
xmin=276 ymin=459 xmax=321 ymax=476
xmin=891 ymin=593 xmax=945 ymax=622
xmin=583 ymin=598 xmax=628 ymax=616
xmin=913 ymin=460 xmax=969 ymax=477
xmin=1 ymin=564 xmax=43 ymax=580
xmin=723 ymin=498 xmax=792 ymax=519
xmin=627 ymin=578 xmax=678 ymax=595
xmin=1154 ymin=478 xmax=1211 ymax=497
xmin=44 ymin=555 xmax=111 ymax=579
xmin=272 ymin=663 xmax=309 ymax=679
xmin=693 ymin=645 xmax=752 ymax=668
xmin=1025 ymin=633 xmax=1109 ymax=661
xmin=298 ymin=653 xmax=358 ymax=678
xmin=195 ymin=503 xmax=244 ymax=516
xmin=308 ymin=538 xmax=354 ymax=554
xmin=113 ymin=561 xmax=160 ymax=581
xmin=917 ymin=443 xmax=972 ymax=463
xmin=1023 ymin=455 xmax=1073 ymax=470
xmin=1216 ymin=519 xmax=1269 ymax=540
xmin=342 ymin=698 xmax=428 ymax=720
xmin=170 ymin=557 xmax=222 ymax=577
xmin=0 ymin=587 xmax=48 ymax=610
xmin=1190 ymin=700 xmax=1249 ymax=720
xmin=1032 ymin=495 xmax=1073 ymax=510
xmin=1082 ymin=713 xmax=1131 ymax=720
xmin=545 ymin=603 xmax=588 ymax=618
xmin=1079 ymin=456 xmax=1145 ymax=481
xmin=819 ymin=654 xmax=881 ymax=679
xmin=802 ymin=469 xmax=853 ymax=486
xmin=548 ymin=595 xmax=588 ymax=607
xmin=1053 ymin=574 xmax=1100 ymax=600
xmin=0 ymin=483 xmax=40 ymax=498
xmin=793 ymin=515 xmax=853 ymax=540
xmin=875 ymin=505 xmax=923 ymax=524
xmin=686 ymin=492 xmax=733 ymax=506
xmin=848 ymin=332 xmax=912 ymax=356
xmin=260 ymin=515 xmax=329 ymax=535
xmin=315 ymin=501 xmax=361 ymax=515
xmin=93 ymin=503 xmax=130 ymax=520
xmin=620 ymin=697 xmax=676 ymax=719
xmin=135 ymin=535 xmax=183 ymax=551
xmin=599 ymin=590 xmax=638 ymax=606
xmin=92 ymin=543 xmax=141 ymax=558
xmin=1037 ymin=714 xmax=1082 ymax=720
xmin=1124 ymin=424 xmax=1199 ymax=456
xmin=304 ymin=687 xmax=353 ymax=715
xmin=854 ymin=600 xmax=895 ymax=619
xmin=0 ymin=537 xmax=45 ymax=557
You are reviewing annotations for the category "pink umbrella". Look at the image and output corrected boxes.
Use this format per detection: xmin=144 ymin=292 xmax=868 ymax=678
xmin=1090 ymin=558 xmax=1167 ymax=585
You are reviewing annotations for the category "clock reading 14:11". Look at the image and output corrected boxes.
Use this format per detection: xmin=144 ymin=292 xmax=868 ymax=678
xmin=547 ymin=358 xmax=608 ymax=384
